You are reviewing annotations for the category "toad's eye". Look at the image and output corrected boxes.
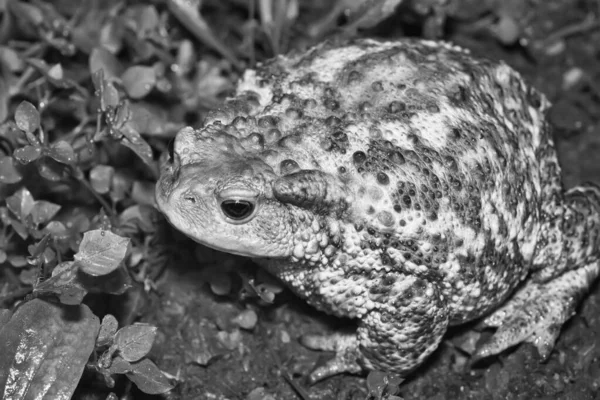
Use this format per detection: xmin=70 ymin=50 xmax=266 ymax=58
xmin=220 ymin=199 xmax=255 ymax=221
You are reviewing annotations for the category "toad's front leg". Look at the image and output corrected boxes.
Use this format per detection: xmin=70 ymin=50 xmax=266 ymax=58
xmin=301 ymin=276 xmax=449 ymax=383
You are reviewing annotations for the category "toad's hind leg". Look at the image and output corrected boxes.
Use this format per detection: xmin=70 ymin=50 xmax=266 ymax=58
xmin=301 ymin=276 xmax=449 ymax=382
xmin=476 ymin=183 xmax=600 ymax=360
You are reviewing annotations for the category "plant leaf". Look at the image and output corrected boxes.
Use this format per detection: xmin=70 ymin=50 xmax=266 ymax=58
xmin=13 ymin=145 xmax=42 ymax=164
xmin=120 ymin=125 xmax=156 ymax=172
xmin=122 ymin=65 xmax=156 ymax=99
xmin=89 ymin=165 xmax=114 ymax=194
xmin=89 ymin=47 xmax=123 ymax=81
xmin=34 ymin=262 xmax=88 ymax=305
xmin=47 ymin=141 xmax=76 ymax=165
xmin=6 ymin=187 xmax=35 ymax=220
xmin=0 ymin=299 xmax=100 ymax=399
xmin=108 ymin=355 xmax=132 ymax=375
xmin=14 ymin=101 xmax=40 ymax=133
xmin=97 ymin=314 xmax=119 ymax=346
xmin=0 ymin=156 xmax=23 ymax=183
xmin=114 ymin=323 xmax=157 ymax=362
xmin=126 ymin=358 xmax=174 ymax=395
xmin=30 ymin=201 xmax=61 ymax=225
xmin=74 ymin=230 xmax=130 ymax=276
xmin=37 ymin=157 xmax=69 ymax=181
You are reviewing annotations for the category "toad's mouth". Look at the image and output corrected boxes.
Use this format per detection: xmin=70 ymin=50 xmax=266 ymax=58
xmin=159 ymin=204 xmax=266 ymax=258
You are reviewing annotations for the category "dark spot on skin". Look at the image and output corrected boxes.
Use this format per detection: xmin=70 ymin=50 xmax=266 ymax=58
xmin=372 ymin=81 xmax=384 ymax=91
xmin=258 ymin=115 xmax=278 ymax=127
xmin=427 ymin=103 xmax=440 ymax=113
xmin=377 ymin=172 xmax=390 ymax=185
xmin=325 ymin=116 xmax=342 ymax=126
xmin=383 ymin=275 xmax=396 ymax=285
xmin=348 ymin=70 xmax=362 ymax=84
xmin=353 ymin=151 xmax=367 ymax=164
xmin=389 ymin=151 xmax=406 ymax=165
xmin=280 ymin=159 xmax=300 ymax=175
xmin=285 ymin=108 xmax=303 ymax=119
xmin=333 ymin=131 xmax=348 ymax=141
xmin=377 ymin=211 xmax=394 ymax=227
xmin=325 ymin=99 xmax=340 ymax=110
xmin=359 ymin=102 xmax=372 ymax=113
xmin=389 ymin=101 xmax=406 ymax=113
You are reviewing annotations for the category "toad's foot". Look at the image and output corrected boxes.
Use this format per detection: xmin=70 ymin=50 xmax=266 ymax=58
xmin=475 ymin=261 xmax=600 ymax=360
xmin=300 ymin=331 xmax=364 ymax=383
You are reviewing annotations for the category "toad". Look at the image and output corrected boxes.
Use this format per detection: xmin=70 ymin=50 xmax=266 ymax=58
xmin=155 ymin=38 xmax=600 ymax=382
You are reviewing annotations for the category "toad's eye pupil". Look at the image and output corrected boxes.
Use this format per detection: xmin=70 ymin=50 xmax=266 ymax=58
xmin=221 ymin=200 xmax=255 ymax=220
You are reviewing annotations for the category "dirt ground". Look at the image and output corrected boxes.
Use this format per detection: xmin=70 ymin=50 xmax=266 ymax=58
xmin=143 ymin=1 xmax=600 ymax=400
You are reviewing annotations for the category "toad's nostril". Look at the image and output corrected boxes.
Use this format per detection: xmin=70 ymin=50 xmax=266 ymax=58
xmin=168 ymin=138 xmax=175 ymax=162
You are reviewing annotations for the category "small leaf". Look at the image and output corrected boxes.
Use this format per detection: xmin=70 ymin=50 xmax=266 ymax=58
xmin=114 ymin=323 xmax=157 ymax=362
xmin=0 ymin=75 xmax=8 ymax=123
xmin=110 ymin=171 xmax=132 ymax=202
xmin=89 ymin=47 xmax=123 ymax=81
xmin=19 ymin=268 xmax=38 ymax=285
xmin=121 ymin=65 xmax=156 ymax=99
xmin=108 ymin=355 xmax=132 ymax=375
xmin=102 ymin=82 xmax=120 ymax=109
xmin=47 ymin=63 xmax=64 ymax=80
xmin=126 ymin=358 xmax=174 ymax=395
xmin=0 ymin=299 xmax=100 ymax=399
xmin=47 ymin=141 xmax=76 ymax=164
xmin=99 ymin=20 xmax=125 ymax=54
xmin=37 ymin=157 xmax=69 ymax=181
xmin=90 ymin=165 xmax=115 ymax=194
xmin=26 ymin=58 xmax=77 ymax=89
xmin=131 ymin=180 xmax=156 ymax=207
xmin=6 ymin=187 xmax=35 ymax=220
xmin=0 ymin=156 xmax=23 ymax=183
xmin=119 ymin=205 xmax=157 ymax=234
xmin=43 ymin=221 xmax=69 ymax=239
xmin=74 ymin=230 xmax=131 ymax=276
xmin=8 ymin=254 xmax=28 ymax=267
xmin=13 ymin=145 xmax=42 ymax=163
xmin=14 ymin=101 xmax=40 ymax=133
xmin=9 ymin=1 xmax=43 ymax=25
xmin=34 ymin=262 xmax=88 ymax=305
xmin=28 ymin=234 xmax=51 ymax=257
xmin=0 ymin=46 xmax=25 ymax=72
xmin=231 ymin=309 xmax=258 ymax=330
xmin=127 ymin=102 xmax=169 ymax=136
xmin=31 ymin=201 xmax=61 ymax=225
xmin=125 ymin=5 xmax=160 ymax=35
xmin=98 ymin=314 xmax=119 ymax=346
xmin=120 ymin=125 xmax=156 ymax=172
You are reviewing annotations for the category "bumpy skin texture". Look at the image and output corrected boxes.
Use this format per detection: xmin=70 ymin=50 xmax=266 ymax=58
xmin=156 ymin=38 xmax=600 ymax=379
